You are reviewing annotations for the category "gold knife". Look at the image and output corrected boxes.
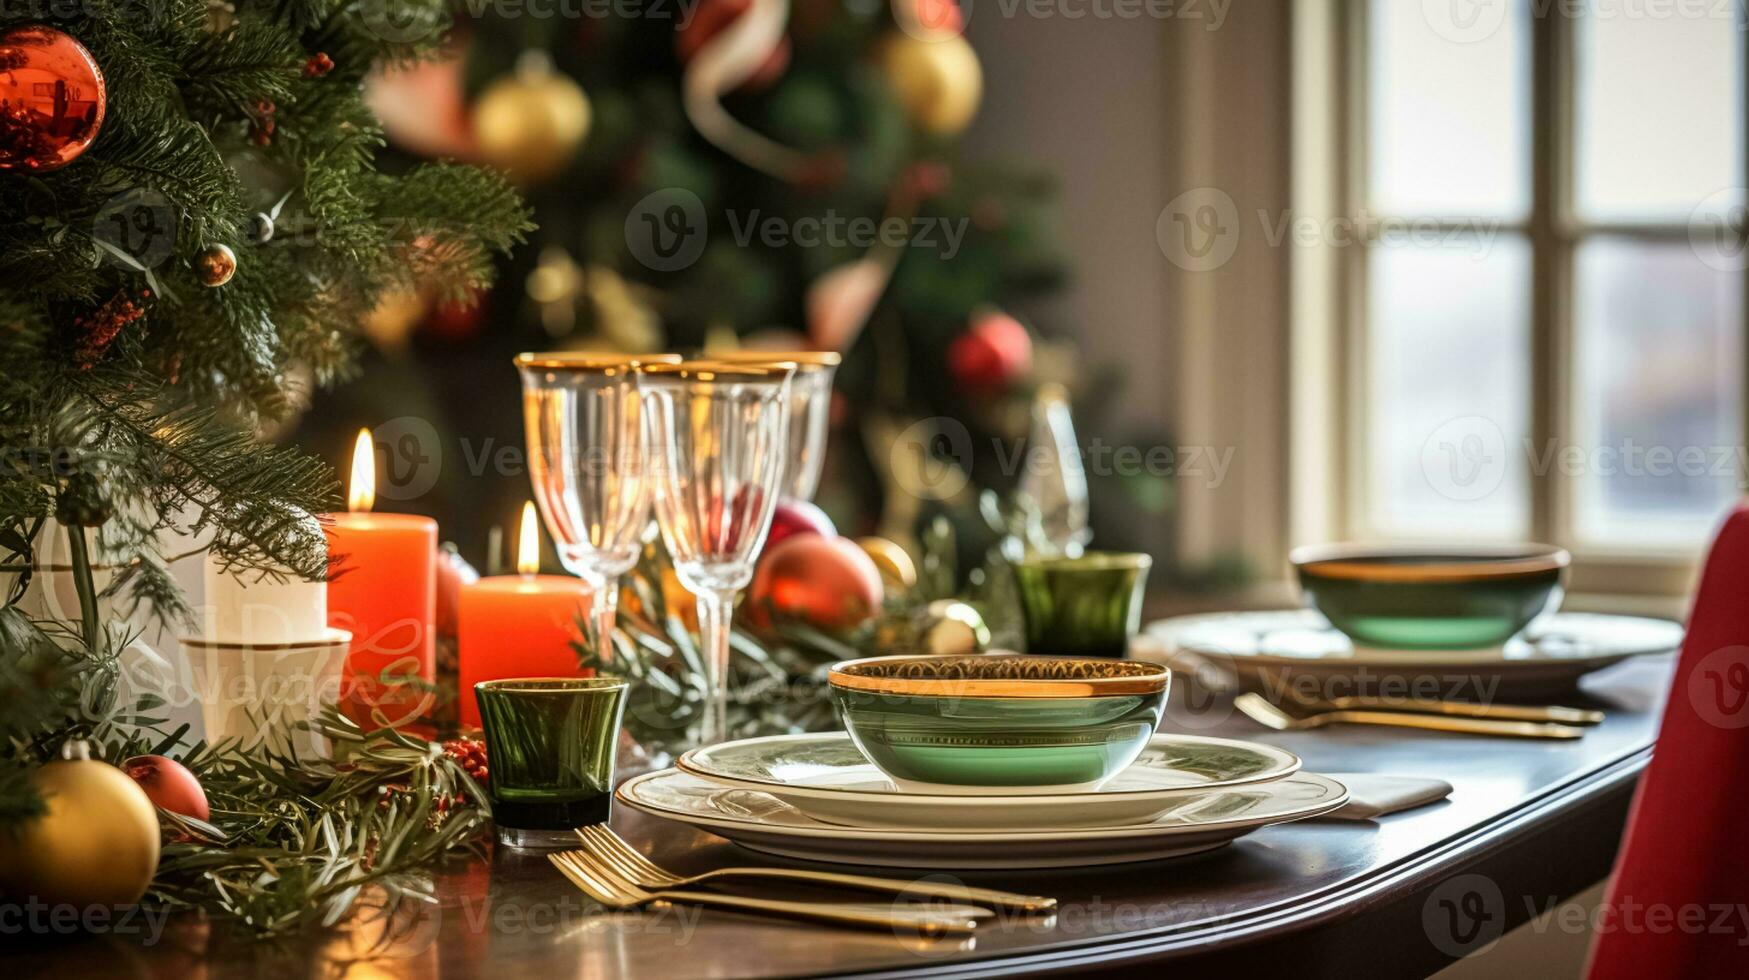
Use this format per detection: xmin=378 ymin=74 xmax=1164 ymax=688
xmin=1237 ymin=693 xmax=1588 ymax=739
xmin=1292 ymin=696 xmax=1604 ymax=725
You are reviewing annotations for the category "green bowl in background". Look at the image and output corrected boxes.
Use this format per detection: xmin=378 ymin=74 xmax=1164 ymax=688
xmin=827 ymin=653 xmax=1169 ymax=789
xmin=1290 ymin=544 xmax=1569 ymax=650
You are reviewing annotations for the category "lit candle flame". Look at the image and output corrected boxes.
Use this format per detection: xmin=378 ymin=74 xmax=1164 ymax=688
xmin=517 ymin=501 xmax=540 ymax=575
xmin=348 ymin=429 xmax=375 ymax=513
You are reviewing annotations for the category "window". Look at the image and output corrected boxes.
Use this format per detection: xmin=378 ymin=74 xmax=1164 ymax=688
xmin=1343 ymin=0 xmax=1746 ymax=590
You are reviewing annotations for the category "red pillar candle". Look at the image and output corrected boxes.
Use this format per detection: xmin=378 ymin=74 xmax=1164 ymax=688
xmin=325 ymin=429 xmax=438 ymax=730
xmin=458 ymin=502 xmax=592 ymax=726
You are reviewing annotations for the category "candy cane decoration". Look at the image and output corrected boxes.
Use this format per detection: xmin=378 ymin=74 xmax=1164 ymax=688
xmin=681 ymin=0 xmax=807 ymax=180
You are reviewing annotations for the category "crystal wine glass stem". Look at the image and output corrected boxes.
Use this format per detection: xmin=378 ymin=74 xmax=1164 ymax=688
xmin=696 ymin=588 xmax=736 ymax=743
xmin=588 ymin=576 xmax=620 ymax=665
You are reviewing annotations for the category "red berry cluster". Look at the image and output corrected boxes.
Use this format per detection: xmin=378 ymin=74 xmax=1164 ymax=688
xmin=374 ymin=782 xmax=464 ymax=824
xmin=304 ymin=52 xmax=334 ymax=78
xmin=73 ymin=289 xmax=151 ymax=370
xmin=250 ymin=99 xmax=275 ymax=146
xmin=443 ymin=737 xmax=489 ymax=785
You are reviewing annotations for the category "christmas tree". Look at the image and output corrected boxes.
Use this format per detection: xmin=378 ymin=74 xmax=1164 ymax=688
xmin=302 ymin=0 xmax=1066 ymax=561
xmin=0 ymin=0 xmax=527 ymax=842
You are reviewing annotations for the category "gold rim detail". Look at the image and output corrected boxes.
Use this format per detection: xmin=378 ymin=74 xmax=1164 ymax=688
xmin=1290 ymin=544 xmax=1570 ymax=583
xmin=828 ymin=654 xmax=1169 ymax=698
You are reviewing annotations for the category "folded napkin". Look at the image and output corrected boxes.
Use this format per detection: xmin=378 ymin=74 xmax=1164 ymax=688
xmin=1317 ymin=772 xmax=1453 ymax=821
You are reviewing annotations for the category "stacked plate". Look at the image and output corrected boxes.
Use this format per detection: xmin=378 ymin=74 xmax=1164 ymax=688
xmin=617 ymin=732 xmax=1350 ymax=869
xmin=1149 ymin=610 xmax=1684 ymax=701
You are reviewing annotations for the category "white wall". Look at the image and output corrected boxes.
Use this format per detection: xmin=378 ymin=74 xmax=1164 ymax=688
xmin=963 ymin=12 xmax=1176 ymax=433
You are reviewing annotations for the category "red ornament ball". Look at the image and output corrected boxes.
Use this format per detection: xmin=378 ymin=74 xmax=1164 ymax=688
xmin=747 ymin=535 xmax=884 ymax=632
xmin=0 ymin=26 xmax=106 ymax=173
xmin=763 ymin=498 xmax=836 ymax=554
xmin=676 ymin=0 xmax=790 ymax=92
xmin=123 ymin=754 xmax=209 ymax=822
xmin=948 ymin=309 xmax=1033 ymax=392
xmin=423 ymin=294 xmax=486 ymax=344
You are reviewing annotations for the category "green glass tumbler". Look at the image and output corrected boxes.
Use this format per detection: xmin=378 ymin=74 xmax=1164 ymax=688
xmin=1013 ymin=552 xmax=1153 ymax=658
xmin=475 ymin=676 xmax=629 ymax=848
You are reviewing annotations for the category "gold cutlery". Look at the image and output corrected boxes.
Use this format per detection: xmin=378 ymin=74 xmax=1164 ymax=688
xmin=549 ymin=850 xmax=984 ymax=935
xmin=577 ymin=824 xmax=1056 ymax=913
xmin=1235 ymin=693 xmax=1587 ymax=739
xmin=1287 ymin=695 xmax=1604 ymax=725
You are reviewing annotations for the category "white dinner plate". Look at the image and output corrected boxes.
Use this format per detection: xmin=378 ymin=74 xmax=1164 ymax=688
xmin=1147 ymin=610 xmax=1682 ymax=701
xmin=676 ymin=732 xmax=1301 ymax=829
xmin=618 ymin=768 xmax=1349 ymax=869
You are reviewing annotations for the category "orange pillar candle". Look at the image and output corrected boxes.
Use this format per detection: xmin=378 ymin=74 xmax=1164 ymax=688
xmin=325 ymin=429 xmax=438 ymax=729
xmin=458 ymin=502 xmax=592 ymax=727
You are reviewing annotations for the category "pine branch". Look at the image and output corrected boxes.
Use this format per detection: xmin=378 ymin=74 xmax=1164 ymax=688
xmin=373 ymin=163 xmax=535 ymax=304
xmin=74 ymin=379 xmax=338 ymax=580
xmin=149 ymin=710 xmax=490 ymax=936
xmin=180 ymin=20 xmax=302 ymax=116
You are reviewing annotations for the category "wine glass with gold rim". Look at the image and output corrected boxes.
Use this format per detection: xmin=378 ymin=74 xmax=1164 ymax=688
xmin=639 ymin=360 xmax=795 ymax=743
xmin=516 ymin=352 xmax=681 ymax=663
xmin=708 ymin=350 xmax=841 ymax=501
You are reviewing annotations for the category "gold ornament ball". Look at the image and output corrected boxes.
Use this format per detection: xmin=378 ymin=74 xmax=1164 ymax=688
xmin=856 ymin=536 xmax=918 ymax=591
xmin=876 ymin=33 xmax=982 ymax=136
xmin=471 ymin=60 xmax=591 ymax=185
xmin=196 ymin=243 xmax=237 ymax=286
xmin=915 ymin=599 xmax=991 ymax=656
xmin=0 ymin=748 xmax=161 ymax=907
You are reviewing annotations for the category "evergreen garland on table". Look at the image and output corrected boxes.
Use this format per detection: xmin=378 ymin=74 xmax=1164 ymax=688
xmin=153 ymin=710 xmax=491 ymax=936
xmin=1 ymin=0 xmax=529 ymax=931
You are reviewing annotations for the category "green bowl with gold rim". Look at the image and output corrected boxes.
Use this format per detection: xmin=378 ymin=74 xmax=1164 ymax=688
xmin=1290 ymin=544 xmax=1569 ymax=650
xmin=827 ymin=653 xmax=1170 ymax=790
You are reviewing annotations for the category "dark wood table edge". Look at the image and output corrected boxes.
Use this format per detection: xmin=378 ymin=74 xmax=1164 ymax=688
xmin=833 ymin=746 xmax=1650 ymax=980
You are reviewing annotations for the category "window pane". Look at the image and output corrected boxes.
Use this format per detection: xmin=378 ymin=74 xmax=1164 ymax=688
xmin=1571 ymin=239 xmax=1743 ymax=548
xmin=1575 ymin=5 xmax=1743 ymax=221
xmin=1367 ymin=239 xmax=1532 ymax=538
xmin=1369 ymin=0 xmax=1530 ymax=219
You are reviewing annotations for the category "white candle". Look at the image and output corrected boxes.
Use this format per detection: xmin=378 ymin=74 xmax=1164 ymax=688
xmin=201 ymin=511 xmax=329 ymax=644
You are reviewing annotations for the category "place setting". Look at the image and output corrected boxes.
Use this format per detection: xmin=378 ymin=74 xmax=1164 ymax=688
xmin=612 ymin=654 xmax=1351 ymax=873
xmin=474 ymin=652 xmax=1352 ymax=941
xmin=1144 ymin=543 xmax=1686 ymax=735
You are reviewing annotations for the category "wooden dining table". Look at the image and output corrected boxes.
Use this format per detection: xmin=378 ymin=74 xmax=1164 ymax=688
xmin=14 ymin=652 xmax=1675 ymax=979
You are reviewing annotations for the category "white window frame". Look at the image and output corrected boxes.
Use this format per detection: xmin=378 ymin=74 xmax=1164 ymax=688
xmin=1295 ymin=0 xmax=1749 ymax=602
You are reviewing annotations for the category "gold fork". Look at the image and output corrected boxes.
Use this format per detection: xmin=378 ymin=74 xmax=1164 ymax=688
xmin=577 ymin=824 xmax=1054 ymax=913
xmin=548 ymin=850 xmax=983 ymax=935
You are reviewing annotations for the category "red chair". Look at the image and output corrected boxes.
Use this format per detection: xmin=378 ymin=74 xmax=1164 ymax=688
xmin=1587 ymin=506 xmax=1749 ymax=979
